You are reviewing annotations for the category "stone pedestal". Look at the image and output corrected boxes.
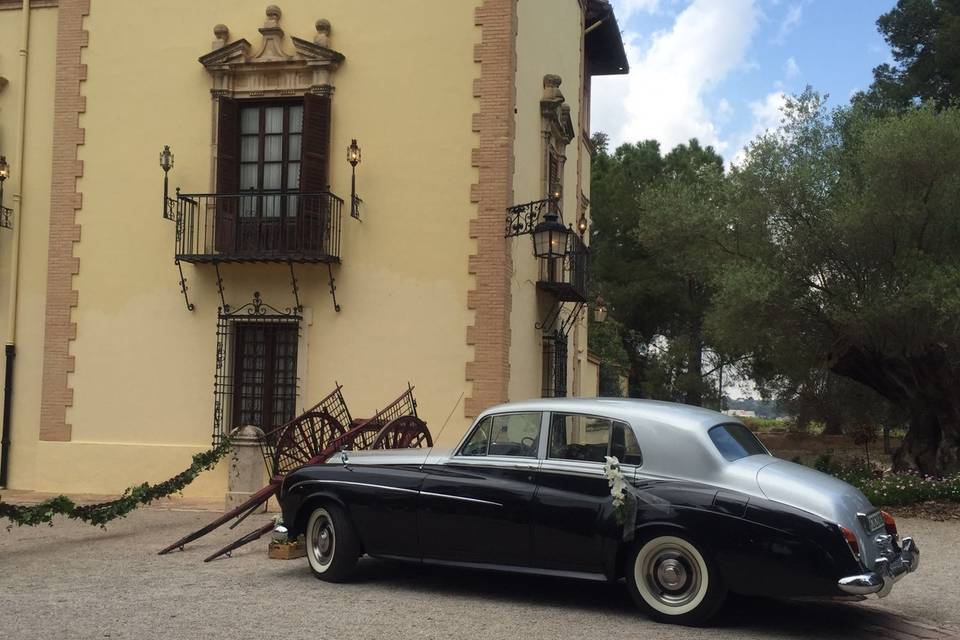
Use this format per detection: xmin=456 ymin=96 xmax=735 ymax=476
xmin=225 ymin=425 xmax=266 ymax=513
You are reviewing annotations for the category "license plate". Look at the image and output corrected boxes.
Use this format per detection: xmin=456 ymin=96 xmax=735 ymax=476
xmin=865 ymin=511 xmax=884 ymax=532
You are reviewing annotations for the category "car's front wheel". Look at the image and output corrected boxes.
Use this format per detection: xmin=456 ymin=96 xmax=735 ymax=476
xmin=305 ymin=504 xmax=360 ymax=582
xmin=625 ymin=533 xmax=726 ymax=626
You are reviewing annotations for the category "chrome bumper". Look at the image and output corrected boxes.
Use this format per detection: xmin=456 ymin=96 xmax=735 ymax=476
xmin=838 ymin=536 xmax=920 ymax=597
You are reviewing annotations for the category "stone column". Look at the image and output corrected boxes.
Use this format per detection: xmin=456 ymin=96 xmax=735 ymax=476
xmin=225 ymin=425 xmax=266 ymax=512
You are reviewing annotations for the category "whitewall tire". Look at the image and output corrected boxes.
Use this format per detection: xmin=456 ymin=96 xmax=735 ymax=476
xmin=626 ymin=533 xmax=726 ymax=626
xmin=305 ymin=503 xmax=360 ymax=582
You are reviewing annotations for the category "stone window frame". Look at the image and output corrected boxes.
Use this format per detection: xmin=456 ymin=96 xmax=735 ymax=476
xmin=540 ymin=74 xmax=575 ymax=208
xmin=198 ymin=5 xmax=345 ymax=194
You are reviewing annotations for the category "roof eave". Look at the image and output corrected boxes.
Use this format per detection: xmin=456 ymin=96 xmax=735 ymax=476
xmin=585 ymin=0 xmax=629 ymax=76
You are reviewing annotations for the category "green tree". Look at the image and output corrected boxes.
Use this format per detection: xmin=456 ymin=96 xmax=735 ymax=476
xmin=589 ymin=138 xmax=665 ymax=396
xmin=589 ymin=136 xmax=736 ymax=405
xmin=636 ymin=140 xmax=730 ymax=405
xmin=712 ymin=92 xmax=960 ymax=475
xmin=855 ymin=0 xmax=960 ymax=110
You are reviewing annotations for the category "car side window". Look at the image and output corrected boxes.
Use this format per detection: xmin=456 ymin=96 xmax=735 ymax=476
xmin=460 ymin=417 xmax=492 ymax=456
xmin=488 ymin=413 xmax=541 ymax=458
xmin=611 ymin=421 xmax=643 ymax=466
xmin=548 ymin=414 xmax=643 ymax=465
xmin=548 ymin=413 xmax=612 ymax=463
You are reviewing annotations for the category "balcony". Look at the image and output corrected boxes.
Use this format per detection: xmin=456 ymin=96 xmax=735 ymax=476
xmin=537 ymin=233 xmax=588 ymax=302
xmin=172 ymin=191 xmax=342 ymax=264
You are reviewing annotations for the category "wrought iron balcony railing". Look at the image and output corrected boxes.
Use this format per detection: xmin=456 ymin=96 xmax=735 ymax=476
xmin=173 ymin=190 xmax=342 ymax=264
xmin=505 ymin=196 xmax=559 ymax=237
xmin=537 ymin=232 xmax=589 ymax=302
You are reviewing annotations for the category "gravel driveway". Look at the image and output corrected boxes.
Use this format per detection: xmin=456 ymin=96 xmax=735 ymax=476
xmin=0 ymin=509 xmax=957 ymax=640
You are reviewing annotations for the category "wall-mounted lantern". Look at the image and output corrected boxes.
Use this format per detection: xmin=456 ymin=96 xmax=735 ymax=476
xmin=347 ymin=138 xmax=362 ymax=220
xmin=577 ymin=213 xmax=587 ymax=236
xmin=550 ymin=182 xmax=563 ymax=203
xmin=593 ymin=295 xmax=608 ymax=323
xmin=159 ymin=145 xmax=175 ymax=219
xmin=0 ymin=156 xmax=11 ymax=230
xmin=532 ymin=210 xmax=571 ymax=260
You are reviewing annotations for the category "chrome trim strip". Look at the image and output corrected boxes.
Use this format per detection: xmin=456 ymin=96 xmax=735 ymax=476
xmin=447 ymin=457 xmax=541 ymax=470
xmin=419 ymin=491 xmax=502 ymax=507
xmin=420 ymin=558 xmax=609 ymax=582
xmin=288 ymin=479 xmax=503 ymax=508
xmin=287 ymin=479 xmax=420 ymax=495
xmin=539 ymin=460 xmax=639 ymax=480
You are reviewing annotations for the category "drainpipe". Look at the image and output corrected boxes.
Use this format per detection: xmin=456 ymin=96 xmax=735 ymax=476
xmin=0 ymin=0 xmax=31 ymax=488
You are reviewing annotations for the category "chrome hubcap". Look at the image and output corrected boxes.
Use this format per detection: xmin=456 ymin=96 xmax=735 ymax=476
xmin=656 ymin=558 xmax=688 ymax=590
xmin=641 ymin=545 xmax=702 ymax=607
xmin=310 ymin=513 xmax=334 ymax=566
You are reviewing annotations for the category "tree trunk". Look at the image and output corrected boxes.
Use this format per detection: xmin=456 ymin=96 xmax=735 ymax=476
xmin=684 ymin=330 xmax=703 ymax=406
xmin=684 ymin=279 xmax=704 ymax=406
xmin=831 ymin=344 xmax=960 ymax=476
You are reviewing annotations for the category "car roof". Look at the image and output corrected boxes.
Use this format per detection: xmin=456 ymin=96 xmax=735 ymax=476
xmin=478 ymin=397 xmax=733 ymax=432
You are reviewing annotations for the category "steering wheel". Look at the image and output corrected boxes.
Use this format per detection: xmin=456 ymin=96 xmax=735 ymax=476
xmin=565 ymin=443 xmax=591 ymax=460
xmin=521 ymin=436 xmax=536 ymax=449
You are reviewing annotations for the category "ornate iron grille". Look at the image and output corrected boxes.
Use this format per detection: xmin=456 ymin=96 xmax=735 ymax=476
xmin=174 ymin=191 xmax=342 ymax=264
xmin=0 ymin=206 xmax=12 ymax=230
xmin=537 ymin=233 xmax=589 ymax=302
xmin=504 ymin=196 xmax=561 ymax=237
xmin=542 ymin=331 xmax=568 ymax=398
xmin=212 ymin=293 xmax=301 ymax=445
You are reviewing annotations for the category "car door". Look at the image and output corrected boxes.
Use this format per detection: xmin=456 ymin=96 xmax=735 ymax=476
xmin=532 ymin=412 xmax=643 ymax=573
xmin=418 ymin=411 xmax=545 ymax=566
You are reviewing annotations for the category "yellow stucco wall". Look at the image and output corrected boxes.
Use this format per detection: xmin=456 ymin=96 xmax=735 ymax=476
xmin=0 ymin=0 xmax=601 ymax=499
xmin=509 ymin=0 xmax=587 ymax=402
xmin=2 ymin=0 xmax=493 ymax=496
xmin=0 ymin=6 xmax=58 ymax=492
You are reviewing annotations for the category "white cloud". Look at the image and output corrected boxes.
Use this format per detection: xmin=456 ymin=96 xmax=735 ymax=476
xmin=784 ymin=56 xmax=800 ymax=79
xmin=591 ymin=0 xmax=760 ymax=153
xmin=610 ymin=0 xmax=662 ymax=20
xmin=775 ymin=4 xmax=802 ymax=43
xmin=729 ymin=91 xmax=787 ymax=166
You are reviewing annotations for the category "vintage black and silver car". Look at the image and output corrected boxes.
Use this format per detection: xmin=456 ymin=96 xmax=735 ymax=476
xmin=278 ymin=399 xmax=920 ymax=625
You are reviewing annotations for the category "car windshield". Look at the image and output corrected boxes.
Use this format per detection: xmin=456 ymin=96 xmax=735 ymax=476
xmin=709 ymin=423 xmax=768 ymax=461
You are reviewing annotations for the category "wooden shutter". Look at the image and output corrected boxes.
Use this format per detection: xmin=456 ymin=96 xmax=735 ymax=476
xmin=300 ymin=93 xmax=332 ymax=251
xmin=215 ymin=96 xmax=240 ymax=253
xmin=301 ymin=93 xmax=332 ymax=191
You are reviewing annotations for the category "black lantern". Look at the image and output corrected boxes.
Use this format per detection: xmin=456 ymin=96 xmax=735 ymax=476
xmin=577 ymin=213 xmax=587 ymax=235
xmin=594 ymin=295 xmax=608 ymax=323
xmin=347 ymin=139 xmax=361 ymax=167
xmin=0 ymin=155 xmax=8 ymax=229
xmin=159 ymin=145 xmax=174 ymax=173
xmin=347 ymin=139 xmax=361 ymax=219
xmin=0 ymin=155 xmax=8 ymax=203
xmin=532 ymin=211 xmax=571 ymax=259
xmin=159 ymin=145 xmax=174 ymax=219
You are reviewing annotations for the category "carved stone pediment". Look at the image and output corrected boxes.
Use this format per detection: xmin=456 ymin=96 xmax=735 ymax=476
xmin=540 ymin=74 xmax=575 ymax=145
xmin=199 ymin=6 xmax=346 ymax=97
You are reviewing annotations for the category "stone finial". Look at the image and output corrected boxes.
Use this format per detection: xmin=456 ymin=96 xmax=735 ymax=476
xmin=315 ymin=18 xmax=331 ymax=47
xmin=542 ymin=74 xmax=565 ymax=105
xmin=264 ymin=4 xmax=282 ymax=29
xmin=212 ymin=24 xmax=229 ymax=50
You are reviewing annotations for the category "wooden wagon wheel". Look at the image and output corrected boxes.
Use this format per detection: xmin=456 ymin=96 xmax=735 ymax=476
xmin=270 ymin=411 xmax=347 ymax=475
xmin=371 ymin=416 xmax=433 ymax=450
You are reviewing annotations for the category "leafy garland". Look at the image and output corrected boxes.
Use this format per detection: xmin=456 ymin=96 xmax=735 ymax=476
xmin=0 ymin=438 xmax=232 ymax=530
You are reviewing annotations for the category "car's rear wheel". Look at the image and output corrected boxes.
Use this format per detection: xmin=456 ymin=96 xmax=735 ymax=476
xmin=305 ymin=504 xmax=360 ymax=582
xmin=626 ymin=533 xmax=726 ymax=626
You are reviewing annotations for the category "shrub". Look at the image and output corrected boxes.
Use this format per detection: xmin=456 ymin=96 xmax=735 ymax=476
xmin=740 ymin=416 xmax=792 ymax=433
xmin=808 ymin=455 xmax=960 ymax=506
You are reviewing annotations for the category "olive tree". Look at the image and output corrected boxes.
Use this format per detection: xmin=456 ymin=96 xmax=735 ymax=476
xmin=711 ymin=92 xmax=960 ymax=475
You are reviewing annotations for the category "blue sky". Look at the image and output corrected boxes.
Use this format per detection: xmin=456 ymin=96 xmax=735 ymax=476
xmin=592 ymin=0 xmax=896 ymax=163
